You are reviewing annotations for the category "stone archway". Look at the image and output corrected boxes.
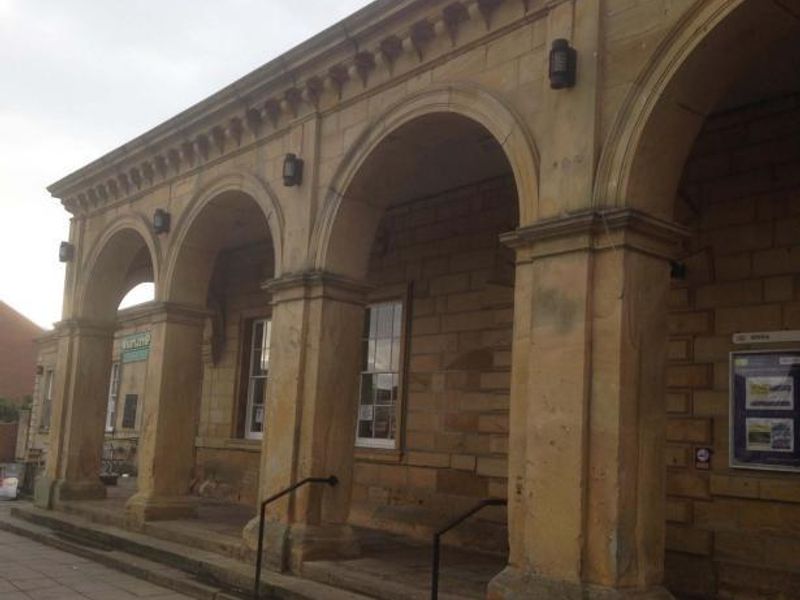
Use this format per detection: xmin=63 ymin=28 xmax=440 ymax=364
xmin=36 ymin=222 xmax=158 ymax=509
xmin=286 ymin=87 xmax=533 ymax=588
xmin=595 ymin=0 xmax=800 ymax=218
xmin=312 ymin=83 xmax=540 ymax=280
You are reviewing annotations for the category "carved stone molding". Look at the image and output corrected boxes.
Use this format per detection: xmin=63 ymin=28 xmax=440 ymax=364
xmin=52 ymin=0 xmax=568 ymax=217
xmin=502 ymin=208 xmax=691 ymax=261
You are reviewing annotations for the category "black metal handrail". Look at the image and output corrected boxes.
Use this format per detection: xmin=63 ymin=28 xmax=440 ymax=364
xmin=253 ymin=475 xmax=339 ymax=599
xmin=430 ymin=498 xmax=507 ymax=600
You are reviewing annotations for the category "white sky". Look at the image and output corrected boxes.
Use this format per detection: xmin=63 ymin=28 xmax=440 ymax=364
xmin=0 ymin=0 xmax=373 ymax=329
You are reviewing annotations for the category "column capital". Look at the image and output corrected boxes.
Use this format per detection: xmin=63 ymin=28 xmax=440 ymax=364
xmin=262 ymin=270 xmax=372 ymax=306
xmin=502 ymin=208 xmax=690 ymax=262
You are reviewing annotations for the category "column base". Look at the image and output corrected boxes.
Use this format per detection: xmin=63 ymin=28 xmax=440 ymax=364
xmin=488 ymin=567 xmax=676 ymax=600
xmin=125 ymin=492 xmax=198 ymax=525
xmin=243 ymin=519 xmax=360 ymax=573
xmin=34 ymin=476 xmax=107 ymax=509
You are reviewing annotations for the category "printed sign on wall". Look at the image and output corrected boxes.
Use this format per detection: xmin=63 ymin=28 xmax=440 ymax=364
xmin=121 ymin=332 xmax=151 ymax=364
xmin=731 ymin=350 xmax=800 ymax=471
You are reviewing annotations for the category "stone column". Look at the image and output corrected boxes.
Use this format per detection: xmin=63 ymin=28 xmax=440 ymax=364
xmin=489 ymin=210 xmax=687 ymax=600
xmin=243 ymin=272 xmax=366 ymax=572
xmin=126 ymin=303 xmax=207 ymax=523
xmin=35 ymin=320 xmax=114 ymax=507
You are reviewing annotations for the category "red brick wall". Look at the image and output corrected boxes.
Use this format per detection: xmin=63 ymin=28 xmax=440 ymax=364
xmin=350 ymin=176 xmax=517 ymax=553
xmin=666 ymin=94 xmax=800 ymax=598
xmin=0 ymin=302 xmax=43 ymax=404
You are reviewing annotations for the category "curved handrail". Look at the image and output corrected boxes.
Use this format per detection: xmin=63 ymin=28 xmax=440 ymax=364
xmin=253 ymin=475 xmax=339 ymax=599
xmin=431 ymin=498 xmax=507 ymax=600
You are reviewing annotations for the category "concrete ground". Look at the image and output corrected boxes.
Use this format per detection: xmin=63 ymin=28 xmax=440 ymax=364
xmin=0 ymin=504 xmax=192 ymax=600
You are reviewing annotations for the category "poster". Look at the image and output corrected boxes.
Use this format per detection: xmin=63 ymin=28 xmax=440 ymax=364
xmin=745 ymin=376 xmax=794 ymax=410
xmin=745 ymin=418 xmax=794 ymax=452
xmin=731 ymin=350 xmax=800 ymax=471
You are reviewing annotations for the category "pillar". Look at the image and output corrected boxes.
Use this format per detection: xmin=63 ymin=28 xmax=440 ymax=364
xmin=126 ymin=303 xmax=207 ymax=523
xmin=243 ymin=272 xmax=365 ymax=572
xmin=489 ymin=209 xmax=687 ymax=599
xmin=35 ymin=319 xmax=114 ymax=507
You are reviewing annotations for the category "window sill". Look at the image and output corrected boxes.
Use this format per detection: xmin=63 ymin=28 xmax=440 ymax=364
xmin=355 ymin=447 xmax=403 ymax=464
xmin=195 ymin=437 xmax=262 ymax=453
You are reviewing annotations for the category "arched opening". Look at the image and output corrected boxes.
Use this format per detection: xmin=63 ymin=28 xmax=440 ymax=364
xmin=118 ymin=282 xmax=155 ymax=310
xmin=149 ymin=189 xmax=277 ymax=530
xmin=315 ymin=112 xmax=520 ymax=596
xmin=606 ymin=2 xmax=800 ymax=597
xmin=39 ymin=226 xmax=157 ymax=504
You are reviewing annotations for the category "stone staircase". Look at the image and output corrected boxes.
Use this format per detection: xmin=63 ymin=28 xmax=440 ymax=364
xmin=0 ymin=503 xmax=373 ymax=600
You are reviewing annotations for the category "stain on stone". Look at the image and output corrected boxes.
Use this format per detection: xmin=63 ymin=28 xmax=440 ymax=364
xmin=534 ymin=288 xmax=579 ymax=334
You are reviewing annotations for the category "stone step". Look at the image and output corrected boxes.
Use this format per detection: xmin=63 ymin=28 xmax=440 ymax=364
xmin=58 ymin=499 xmax=252 ymax=563
xmin=2 ymin=504 xmax=374 ymax=600
xmin=303 ymin=560 xmax=470 ymax=600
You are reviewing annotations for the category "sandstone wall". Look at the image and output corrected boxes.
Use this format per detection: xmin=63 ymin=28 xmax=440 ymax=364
xmin=666 ymin=94 xmax=800 ymax=598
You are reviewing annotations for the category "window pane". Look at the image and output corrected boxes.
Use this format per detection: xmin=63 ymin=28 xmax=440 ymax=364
xmin=375 ymin=373 xmax=393 ymax=405
xmin=375 ymin=338 xmax=391 ymax=371
xmin=377 ymin=304 xmax=393 ymax=338
xmin=250 ymin=377 xmax=267 ymax=433
xmin=358 ymin=418 xmax=373 ymax=439
xmin=360 ymin=374 xmax=375 ymax=406
xmin=393 ymin=303 xmax=403 ymax=337
xmin=369 ymin=307 xmax=377 ymax=338
xmin=373 ymin=406 xmax=394 ymax=439
xmin=261 ymin=321 xmax=271 ymax=371
xmin=391 ymin=338 xmax=401 ymax=371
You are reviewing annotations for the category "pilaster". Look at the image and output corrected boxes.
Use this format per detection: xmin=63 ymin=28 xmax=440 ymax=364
xmin=491 ymin=209 xmax=688 ymax=598
xmin=243 ymin=271 xmax=369 ymax=572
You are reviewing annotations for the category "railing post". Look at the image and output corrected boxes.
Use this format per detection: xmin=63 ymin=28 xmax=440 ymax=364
xmin=253 ymin=475 xmax=338 ymax=600
xmin=430 ymin=498 xmax=507 ymax=600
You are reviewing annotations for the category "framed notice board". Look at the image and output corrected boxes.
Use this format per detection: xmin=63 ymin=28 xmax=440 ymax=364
xmin=731 ymin=350 xmax=800 ymax=472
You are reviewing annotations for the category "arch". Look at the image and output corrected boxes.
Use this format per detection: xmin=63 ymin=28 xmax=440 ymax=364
xmin=77 ymin=214 xmax=160 ymax=321
xmin=312 ymin=83 xmax=540 ymax=276
xmin=162 ymin=169 xmax=285 ymax=305
xmin=594 ymin=0 xmax=800 ymax=219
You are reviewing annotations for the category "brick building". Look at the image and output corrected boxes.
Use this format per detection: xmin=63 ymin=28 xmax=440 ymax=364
xmin=0 ymin=301 xmax=43 ymax=404
xmin=26 ymin=1 xmax=800 ymax=598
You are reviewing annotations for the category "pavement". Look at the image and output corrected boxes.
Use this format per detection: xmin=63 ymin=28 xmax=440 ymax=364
xmin=0 ymin=504 xmax=193 ymax=600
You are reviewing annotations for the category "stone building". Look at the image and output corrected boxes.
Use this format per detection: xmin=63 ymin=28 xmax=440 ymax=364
xmin=30 ymin=0 xmax=800 ymax=597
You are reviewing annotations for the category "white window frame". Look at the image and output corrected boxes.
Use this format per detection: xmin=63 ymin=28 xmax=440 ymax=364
xmin=244 ymin=318 xmax=271 ymax=440
xmin=40 ymin=369 xmax=54 ymax=431
xmin=356 ymin=300 xmax=405 ymax=450
xmin=105 ymin=362 xmax=121 ymax=432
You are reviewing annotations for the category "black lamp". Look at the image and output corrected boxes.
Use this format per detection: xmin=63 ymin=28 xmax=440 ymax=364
xmin=283 ymin=153 xmax=304 ymax=187
xmin=549 ymin=38 xmax=577 ymax=89
xmin=153 ymin=209 xmax=171 ymax=234
xmin=59 ymin=241 xmax=75 ymax=263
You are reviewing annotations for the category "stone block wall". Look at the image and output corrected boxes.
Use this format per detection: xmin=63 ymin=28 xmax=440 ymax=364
xmin=665 ymin=94 xmax=800 ymax=598
xmin=349 ymin=176 xmax=517 ymax=553
xmin=193 ymin=240 xmax=273 ymax=505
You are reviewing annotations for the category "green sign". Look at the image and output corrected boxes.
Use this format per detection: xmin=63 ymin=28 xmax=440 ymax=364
xmin=121 ymin=332 xmax=151 ymax=364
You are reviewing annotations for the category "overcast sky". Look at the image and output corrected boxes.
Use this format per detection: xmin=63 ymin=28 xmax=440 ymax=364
xmin=0 ymin=0 xmax=373 ymax=328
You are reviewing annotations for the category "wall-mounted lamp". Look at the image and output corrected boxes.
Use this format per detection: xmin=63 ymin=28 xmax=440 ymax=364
xmin=549 ymin=38 xmax=577 ymax=89
xmin=670 ymin=261 xmax=687 ymax=280
xmin=59 ymin=241 xmax=75 ymax=263
xmin=153 ymin=209 xmax=171 ymax=234
xmin=283 ymin=153 xmax=304 ymax=187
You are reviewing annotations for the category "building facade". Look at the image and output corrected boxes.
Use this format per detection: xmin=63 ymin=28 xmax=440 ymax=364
xmin=0 ymin=301 xmax=43 ymax=404
xmin=34 ymin=1 xmax=800 ymax=597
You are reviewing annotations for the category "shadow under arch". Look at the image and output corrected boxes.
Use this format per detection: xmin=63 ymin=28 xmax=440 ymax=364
xmin=162 ymin=170 xmax=284 ymax=306
xmin=77 ymin=214 xmax=160 ymax=321
xmin=594 ymin=0 xmax=800 ymax=219
xmin=312 ymin=83 xmax=539 ymax=279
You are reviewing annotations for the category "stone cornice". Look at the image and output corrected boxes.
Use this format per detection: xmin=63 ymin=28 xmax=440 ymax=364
xmin=48 ymin=0 xmax=562 ymax=216
xmin=502 ymin=208 xmax=691 ymax=260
